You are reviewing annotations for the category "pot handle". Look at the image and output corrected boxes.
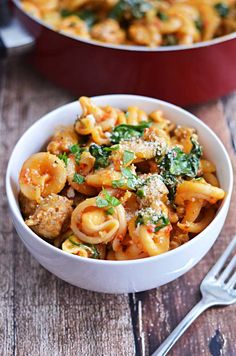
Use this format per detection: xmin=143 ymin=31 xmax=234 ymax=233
xmin=0 ymin=1 xmax=35 ymax=58
xmin=0 ymin=35 xmax=6 ymax=57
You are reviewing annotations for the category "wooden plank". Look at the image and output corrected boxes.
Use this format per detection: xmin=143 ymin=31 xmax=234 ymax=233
xmin=130 ymin=100 xmax=236 ymax=356
xmin=221 ymin=93 xmax=236 ymax=152
xmin=0 ymin=59 xmax=15 ymax=356
xmin=14 ymin=239 xmax=135 ymax=356
xmin=1 ymin=58 xmax=135 ymax=356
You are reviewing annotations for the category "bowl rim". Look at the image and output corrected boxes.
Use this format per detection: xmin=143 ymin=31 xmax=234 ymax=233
xmin=6 ymin=94 xmax=234 ymax=266
xmin=14 ymin=0 xmax=236 ymax=53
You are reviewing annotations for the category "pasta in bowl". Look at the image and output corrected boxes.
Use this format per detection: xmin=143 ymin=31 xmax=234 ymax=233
xmin=17 ymin=96 xmax=225 ymax=259
xmin=6 ymin=95 xmax=233 ymax=293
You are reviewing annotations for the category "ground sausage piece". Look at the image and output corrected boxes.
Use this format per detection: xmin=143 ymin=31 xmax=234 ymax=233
xmin=91 ymin=19 xmax=126 ymax=44
xmin=19 ymin=191 xmax=38 ymax=218
xmin=47 ymin=127 xmax=78 ymax=155
xmin=25 ymin=194 xmax=73 ymax=239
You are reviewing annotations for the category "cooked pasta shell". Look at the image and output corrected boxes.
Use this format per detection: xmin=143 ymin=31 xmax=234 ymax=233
xmin=71 ymin=197 xmax=127 ymax=244
xmin=19 ymin=152 xmax=67 ymax=202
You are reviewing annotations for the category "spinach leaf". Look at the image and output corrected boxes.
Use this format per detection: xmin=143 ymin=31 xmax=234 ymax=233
xmin=96 ymin=189 xmax=120 ymax=215
xmin=112 ymin=178 xmax=127 ymax=188
xmin=136 ymin=187 xmax=145 ymax=198
xmin=110 ymin=122 xmax=151 ymax=144
xmin=159 ymin=137 xmax=202 ymax=201
xmin=214 ymin=3 xmax=229 ymax=17
xmin=154 ymin=216 xmax=170 ymax=232
xmin=78 ymin=9 xmax=97 ymax=27
xmin=60 ymin=9 xmax=97 ymax=26
xmin=112 ymin=167 xmax=140 ymax=190
xmin=194 ymin=17 xmax=203 ymax=31
xmin=69 ymin=238 xmax=100 ymax=259
xmin=121 ymin=167 xmax=135 ymax=178
xmin=73 ymin=173 xmax=85 ymax=184
xmin=70 ymin=144 xmax=84 ymax=164
xmin=163 ymin=34 xmax=178 ymax=46
xmin=106 ymin=207 xmax=115 ymax=215
xmin=158 ymin=12 xmax=168 ymax=21
xmin=58 ymin=152 xmax=68 ymax=166
xmin=109 ymin=0 xmax=153 ymax=20
xmin=191 ymin=137 xmax=202 ymax=158
xmin=123 ymin=150 xmax=135 ymax=165
xmin=103 ymin=189 xmax=121 ymax=207
xmin=60 ymin=9 xmax=74 ymax=17
xmin=160 ymin=138 xmax=202 ymax=178
xmin=160 ymin=172 xmax=179 ymax=202
xmin=135 ymin=208 xmax=170 ymax=232
xmin=96 ymin=197 xmax=109 ymax=208
xmin=89 ymin=144 xmax=112 ymax=169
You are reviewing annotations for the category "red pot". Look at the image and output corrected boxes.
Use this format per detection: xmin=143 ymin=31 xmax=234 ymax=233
xmin=6 ymin=1 xmax=236 ymax=105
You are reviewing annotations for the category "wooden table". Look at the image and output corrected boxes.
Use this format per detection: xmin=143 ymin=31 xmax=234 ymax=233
xmin=1 ymin=57 xmax=235 ymax=356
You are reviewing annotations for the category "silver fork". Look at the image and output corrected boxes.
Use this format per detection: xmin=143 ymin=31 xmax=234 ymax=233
xmin=152 ymin=235 xmax=236 ymax=356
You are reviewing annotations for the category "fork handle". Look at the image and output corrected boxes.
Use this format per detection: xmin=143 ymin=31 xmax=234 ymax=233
xmin=151 ymin=298 xmax=213 ymax=356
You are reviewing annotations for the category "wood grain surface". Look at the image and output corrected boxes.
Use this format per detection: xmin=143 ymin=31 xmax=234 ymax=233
xmin=0 ymin=57 xmax=235 ymax=356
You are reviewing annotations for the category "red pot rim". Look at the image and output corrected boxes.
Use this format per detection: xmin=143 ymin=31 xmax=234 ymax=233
xmin=13 ymin=0 xmax=236 ymax=52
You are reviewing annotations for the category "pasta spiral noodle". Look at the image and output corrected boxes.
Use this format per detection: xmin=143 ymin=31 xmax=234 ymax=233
xmin=175 ymin=179 xmax=225 ymax=205
xmin=128 ymin=217 xmax=170 ymax=257
xmin=178 ymin=207 xmax=216 ymax=233
xmin=113 ymin=242 xmax=148 ymax=260
xmin=75 ymin=97 xmax=117 ymax=133
xmin=75 ymin=97 xmax=118 ymax=144
xmin=67 ymin=154 xmax=97 ymax=196
xmin=182 ymin=199 xmax=204 ymax=223
xmin=138 ymin=225 xmax=170 ymax=256
xmin=22 ymin=1 xmax=41 ymax=18
xmin=203 ymin=172 xmax=219 ymax=187
xmin=200 ymin=159 xmax=216 ymax=173
xmin=47 ymin=127 xmax=78 ymax=155
xmin=91 ymin=19 xmax=126 ymax=44
xmin=71 ymin=197 xmax=127 ymax=244
xmin=19 ymin=152 xmax=67 ymax=202
xmin=62 ymin=234 xmax=106 ymax=258
xmin=86 ymin=168 xmax=122 ymax=188
xmin=170 ymin=228 xmax=189 ymax=249
xmin=91 ymin=126 xmax=110 ymax=145
xmin=59 ymin=16 xmax=90 ymax=37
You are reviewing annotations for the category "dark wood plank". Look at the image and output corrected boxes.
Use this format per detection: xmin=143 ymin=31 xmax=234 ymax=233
xmin=0 ymin=57 xmax=135 ymax=356
xmin=130 ymin=100 xmax=236 ymax=356
xmin=14 ymin=240 xmax=135 ymax=356
xmin=221 ymin=93 xmax=236 ymax=152
xmin=0 ymin=58 xmax=15 ymax=356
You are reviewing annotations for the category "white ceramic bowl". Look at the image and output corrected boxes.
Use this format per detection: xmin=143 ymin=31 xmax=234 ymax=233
xmin=6 ymin=95 xmax=233 ymax=294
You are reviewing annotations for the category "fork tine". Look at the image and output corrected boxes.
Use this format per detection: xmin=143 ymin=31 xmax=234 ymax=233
xmin=226 ymin=270 xmax=236 ymax=289
xmin=218 ymin=255 xmax=236 ymax=283
xmin=205 ymin=236 xmax=236 ymax=278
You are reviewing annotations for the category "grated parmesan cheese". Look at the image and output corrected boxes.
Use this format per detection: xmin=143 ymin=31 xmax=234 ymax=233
xmin=86 ymin=114 xmax=96 ymax=124
xmin=119 ymin=137 xmax=167 ymax=159
xmin=137 ymin=174 xmax=168 ymax=208
xmin=135 ymin=207 xmax=164 ymax=226
xmin=67 ymin=187 xmax=75 ymax=198
xmin=104 ymin=132 xmax=111 ymax=138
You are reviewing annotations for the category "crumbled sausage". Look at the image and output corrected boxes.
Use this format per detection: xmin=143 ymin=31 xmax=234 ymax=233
xmin=91 ymin=19 xmax=125 ymax=44
xmin=47 ymin=127 xmax=78 ymax=155
xmin=19 ymin=191 xmax=38 ymax=218
xmin=25 ymin=194 xmax=73 ymax=239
